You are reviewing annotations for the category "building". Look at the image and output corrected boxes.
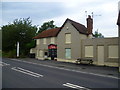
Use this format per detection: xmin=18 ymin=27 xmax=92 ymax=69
xmin=30 ymin=15 xmax=118 ymax=67
xmin=117 ymin=1 xmax=120 ymax=71
xmin=32 ymin=28 xmax=60 ymax=59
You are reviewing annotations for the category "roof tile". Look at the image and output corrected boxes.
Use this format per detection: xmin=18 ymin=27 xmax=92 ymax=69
xmin=33 ymin=18 xmax=88 ymax=39
xmin=33 ymin=28 xmax=60 ymax=39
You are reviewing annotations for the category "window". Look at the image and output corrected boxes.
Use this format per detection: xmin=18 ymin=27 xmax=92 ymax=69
xmin=108 ymin=45 xmax=118 ymax=58
xmin=36 ymin=39 xmax=40 ymax=45
xmin=51 ymin=37 xmax=55 ymax=44
xmin=43 ymin=38 xmax=46 ymax=44
xmin=37 ymin=50 xmax=39 ymax=57
xmin=39 ymin=50 xmax=43 ymax=57
xmin=85 ymin=46 xmax=93 ymax=57
xmin=65 ymin=48 xmax=71 ymax=59
xmin=65 ymin=33 xmax=71 ymax=44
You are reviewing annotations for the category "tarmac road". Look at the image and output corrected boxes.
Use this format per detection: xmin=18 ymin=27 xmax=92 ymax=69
xmin=2 ymin=58 xmax=119 ymax=89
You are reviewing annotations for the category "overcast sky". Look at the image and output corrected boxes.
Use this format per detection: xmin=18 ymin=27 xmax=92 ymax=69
xmin=1 ymin=0 xmax=119 ymax=37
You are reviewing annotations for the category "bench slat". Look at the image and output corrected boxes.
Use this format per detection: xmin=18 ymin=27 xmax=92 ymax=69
xmin=76 ymin=58 xmax=93 ymax=64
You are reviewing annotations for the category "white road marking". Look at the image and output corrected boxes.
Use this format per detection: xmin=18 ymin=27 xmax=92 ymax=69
xmin=0 ymin=63 xmax=3 ymax=66
xmin=0 ymin=61 xmax=10 ymax=66
xmin=10 ymin=59 xmax=119 ymax=79
xmin=63 ymin=83 xmax=90 ymax=90
xmin=17 ymin=67 xmax=43 ymax=77
xmin=11 ymin=67 xmax=43 ymax=78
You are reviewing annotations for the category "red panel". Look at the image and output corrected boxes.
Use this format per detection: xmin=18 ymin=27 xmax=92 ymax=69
xmin=48 ymin=44 xmax=57 ymax=49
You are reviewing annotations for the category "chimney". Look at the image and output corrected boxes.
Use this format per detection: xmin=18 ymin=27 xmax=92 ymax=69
xmin=87 ymin=15 xmax=93 ymax=34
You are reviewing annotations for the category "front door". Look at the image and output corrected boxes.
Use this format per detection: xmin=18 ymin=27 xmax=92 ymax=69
xmin=97 ymin=46 xmax=104 ymax=65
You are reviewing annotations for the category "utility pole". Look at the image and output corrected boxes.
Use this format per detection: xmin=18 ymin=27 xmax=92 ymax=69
xmin=17 ymin=42 xmax=19 ymax=58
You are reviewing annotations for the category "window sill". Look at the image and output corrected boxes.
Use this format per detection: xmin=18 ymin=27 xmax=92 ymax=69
xmin=65 ymin=43 xmax=71 ymax=44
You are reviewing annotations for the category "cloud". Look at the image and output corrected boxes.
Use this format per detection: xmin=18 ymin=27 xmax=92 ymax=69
xmin=1 ymin=0 xmax=119 ymax=37
xmin=2 ymin=2 xmax=65 ymax=25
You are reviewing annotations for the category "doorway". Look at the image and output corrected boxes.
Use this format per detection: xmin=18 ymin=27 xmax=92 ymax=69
xmin=97 ymin=46 xmax=104 ymax=65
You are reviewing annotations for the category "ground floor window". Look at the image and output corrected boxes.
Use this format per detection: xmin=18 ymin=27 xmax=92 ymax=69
xmin=39 ymin=50 xmax=43 ymax=57
xmin=108 ymin=45 xmax=118 ymax=58
xmin=37 ymin=50 xmax=39 ymax=57
xmin=85 ymin=46 xmax=93 ymax=57
xmin=65 ymin=48 xmax=71 ymax=59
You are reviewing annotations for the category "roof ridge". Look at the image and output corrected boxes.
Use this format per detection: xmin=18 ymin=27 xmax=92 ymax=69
xmin=33 ymin=27 xmax=60 ymax=39
xmin=33 ymin=18 xmax=88 ymax=39
xmin=42 ymin=27 xmax=60 ymax=32
xmin=66 ymin=18 xmax=87 ymax=35
xmin=67 ymin=18 xmax=85 ymax=26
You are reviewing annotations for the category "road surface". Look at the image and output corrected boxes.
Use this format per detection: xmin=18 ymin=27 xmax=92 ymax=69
xmin=2 ymin=58 xmax=119 ymax=89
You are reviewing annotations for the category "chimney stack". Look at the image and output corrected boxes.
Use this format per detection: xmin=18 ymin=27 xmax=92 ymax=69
xmin=87 ymin=15 xmax=93 ymax=34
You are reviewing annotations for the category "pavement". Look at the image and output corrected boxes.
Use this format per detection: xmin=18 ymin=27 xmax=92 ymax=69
xmin=11 ymin=58 xmax=119 ymax=78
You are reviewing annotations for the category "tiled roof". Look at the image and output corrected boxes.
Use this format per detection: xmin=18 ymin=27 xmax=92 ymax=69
xmin=33 ymin=18 xmax=88 ymax=39
xmin=33 ymin=28 xmax=60 ymax=39
xmin=56 ymin=18 xmax=88 ymax=36
xmin=67 ymin=18 xmax=88 ymax=34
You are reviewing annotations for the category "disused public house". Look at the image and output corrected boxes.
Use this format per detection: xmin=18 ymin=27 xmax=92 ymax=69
xmin=30 ymin=15 xmax=118 ymax=67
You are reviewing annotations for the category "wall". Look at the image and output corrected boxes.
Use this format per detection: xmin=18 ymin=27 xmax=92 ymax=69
xmin=57 ymin=21 xmax=87 ymax=63
xmin=82 ymin=37 xmax=118 ymax=67
xmin=31 ymin=37 xmax=57 ymax=59
xmin=118 ymin=1 xmax=120 ymax=72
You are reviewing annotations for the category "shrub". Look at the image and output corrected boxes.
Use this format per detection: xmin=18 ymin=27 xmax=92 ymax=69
xmin=2 ymin=49 xmax=16 ymax=58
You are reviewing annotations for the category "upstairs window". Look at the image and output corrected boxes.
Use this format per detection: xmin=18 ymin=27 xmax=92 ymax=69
xmin=36 ymin=39 xmax=40 ymax=45
xmin=65 ymin=33 xmax=71 ymax=44
xmin=43 ymin=38 xmax=46 ymax=44
xmin=51 ymin=37 xmax=55 ymax=44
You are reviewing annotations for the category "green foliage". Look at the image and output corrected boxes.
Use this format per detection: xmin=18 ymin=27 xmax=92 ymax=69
xmin=0 ymin=50 xmax=1 ymax=57
xmin=93 ymin=30 xmax=104 ymax=38
xmin=2 ymin=50 xmax=16 ymax=58
xmin=38 ymin=20 xmax=57 ymax=33
xmin=0 ymin=30 xmax=1 ymax=50
xmin=2 ymin=17 xmax=37 ymax=57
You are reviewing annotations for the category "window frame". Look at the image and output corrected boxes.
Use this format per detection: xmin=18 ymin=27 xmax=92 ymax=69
xmin=65 ymin=33 xmax=71 ymax=44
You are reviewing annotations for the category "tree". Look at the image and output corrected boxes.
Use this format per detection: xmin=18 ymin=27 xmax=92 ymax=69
xmin=2 ymin=17 xmax=37 ymax=57
xmin=38 ymin=20 xmax=57 ymax=33
xmin=93 ymin=30 xmax=104 ymax=38
xmin=0 ymin=29 xmax=1 ymax=50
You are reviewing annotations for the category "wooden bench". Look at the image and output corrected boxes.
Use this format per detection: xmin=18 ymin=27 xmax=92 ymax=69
xmin=75 ymin=58 xmax=93 ymax=65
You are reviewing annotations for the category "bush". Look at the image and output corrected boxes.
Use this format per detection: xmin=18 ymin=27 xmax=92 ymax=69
xmin=0 ymin=50 xmax=2 ymax=57
xmin=2 ymin=49 xmax=16 ymax=58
